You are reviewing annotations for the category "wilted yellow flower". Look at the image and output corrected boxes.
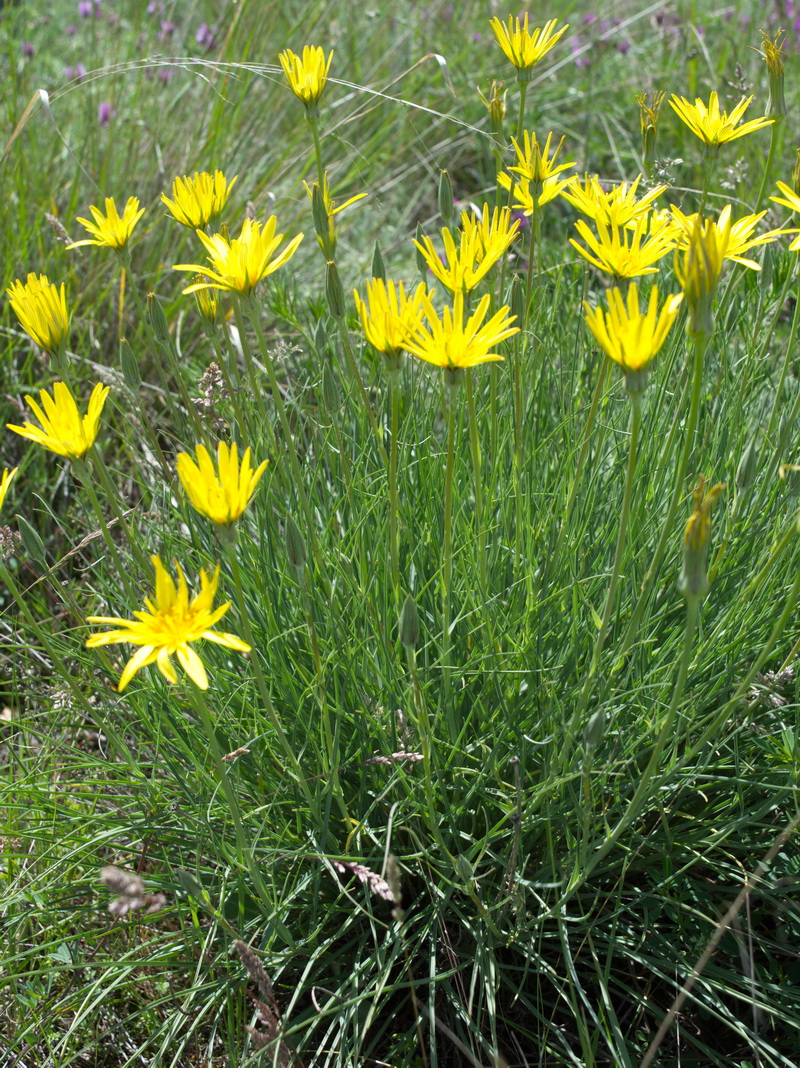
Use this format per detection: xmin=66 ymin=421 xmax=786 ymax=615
xmin=302 ymin=171 xmax=366 ymax=254
xmin=161 ymin=171 xmax=238 ymax=229
xmin=6 ymin=273 xmax=69 ymax=359
xmin=406 ymin=291 xmax=518 ymax=372
xmin=757 ymin=29 xmax=787 ymax=118
xmin=279 ymin=46 xmax=333 ymax=111
xmin=67 ymin=196 xmax=145 ymax=251
xmin=670 ymin=204 xmax=788 ymax=269
xmin=674 ymin=215 xmax=729 ymax=337
xmin=173 ymin=218 xmax=304 ymax=297
xmin=7 ymin=381 xmax=109 ymax=460
xmin=415 ymin=207 xmax=519 ymax=294
xmin=86 ymin=556 xmax=251 ymax=691
xmin=583 ymin=283 xmax=683 ymax=392
xmin=679 ymin=476 xmax=726 ymax=601
xmin=561 ymin=174 xmax=668 ymax=228
xmin=478 ymin=80 xmax=507 ymax=137
xmin=508 ymin=131 xmax=575 ymax=191
xmin=176 ymin=442 xmax=268 ymax=526
xmin=489 ymin=15 xmax=568 ymax=81
xmin=636 ymin=90 xmax=666 ymax=172
xmin=669 ymin=91 xmax=774 ymax=156
xmin=770 ymin=181 xmax=800 ymax=250
xmin=0 ymin=467 xmax=18 ymax=515
xmin=353 ymin=278 xmax=430 ymax=369
xmin=570 ymin=213 xmax=678 ymax=280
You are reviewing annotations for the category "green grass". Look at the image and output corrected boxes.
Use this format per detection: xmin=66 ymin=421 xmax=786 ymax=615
xmin=2 ymin=1 xmax=800 ymax=1065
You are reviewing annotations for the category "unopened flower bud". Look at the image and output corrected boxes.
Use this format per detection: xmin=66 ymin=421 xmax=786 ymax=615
xmin=285 ymin=513 xmax=307 ymax=570
xmin=194 ymin=281 xmax=218 ymax=333
xmin=636 ymin=91 xmax=666 ymax=176
xmin=147 ymin=293 xmax=171 ymax=347
xmin=674 ymin=217 xmax=726 ymax=341
xmin=325 ymin=260 xmax=346 ymax=319
xmin=311 ymin=181 xmax=330 ymax=245
xmin=678 ymin=477 xmax=725 ymax=602
xmin=438 ymin=169 xmax=454 ymax=224
xmin=399 ymin=593 xmax=420 ymax=648
xmin=454 ymin=854 xmax=474 ymax=884
xmin=510 ymin=274 xmax=525 ymax=324
xmin=735 ymin=439 xmax=758 ymax=495
xmin=314 ymin=317 xmax=328 ymax=355
xmin=584 ymin=708 xmax=605 ymax=748
xmin=479 ymin=80 xmax=507 ymax=142
xmin=322 ymin=362 xmax=342 ymax=412
xmin=17 ymin=515 xmax=46 ymax=566
xmin=371 ymin=241 xmax=386 ymax=282
xmin=119 ymin=337 xmax=141 ymax=390
xmin=760 ymin=30 xmax=787 ymax=120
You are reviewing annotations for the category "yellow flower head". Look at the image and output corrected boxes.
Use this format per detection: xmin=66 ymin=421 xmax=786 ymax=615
xmin=7 ymin=381 xmax=109 ymax=460
xmin=279 ymin=46 xmax=333 ymax=110
xmin=353 ymin=278 xmax=430 ymax=368
xmin=415 ymin=206 xmax=519 ymax=295
xmin=508 ymin=131 xmax=575 ymax=191
xmin=176 ymin=442 xmax=269 ymax=526
xmin=561 ymin=174 xmax=668 ymax=228
xmin=669 ymin=92 xmax=774 ymax=156
xmin=770 ymin=181 xmax=800 ymax=250
xmin=584 ymin=283 xmax=683 ymax=392
xmin=86 ymin=556 xmax=251 ymax=691
xmin=674 ymin=215 xmax=729 ymax=337
xmin=570 ymin=213 xmax=678 ymax=280
xmin=671 ymin=204 xmax=788 ymax=269
xmin=6 ymin=273 xmax=69 ymax=358
xmin=173 ymin=218 xmax=304 ymax=297
xmin=67 ymin=196 xmax=146 ymax=251
xmin=406 ymin=291 xmax=518 ymax=373
xmin=489 ymin=15 xmax=568 ymax=81
xmin=498 ymin=170 xmax=572 ymax=215
xmin=161 ymin=170 xmax=238 ymax=229
xmin=679 ymin=476 xmax=726 ymax=601
xmin=0 ymin=467 xmax=18 ymax=516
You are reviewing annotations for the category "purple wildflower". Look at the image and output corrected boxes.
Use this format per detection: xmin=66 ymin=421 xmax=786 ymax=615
xmin=78 ymin=0 xmax=92 ymax=15
xmin=21 ymin=42 xmax=35 ymax=57
xmin=66 ymin=24 xmax=77 ymax=35
xmin=195 ymin=22 xmax=215 ymax=49
xmin=98 ymin=101 xmax=114 ymax=125
xmin=158 ymin=66 xmax=175 ymax=83
xmin=158 ymin=19 xmax=176 ymax=40
xmin=65 ymin=62 xmax=87 ymax=81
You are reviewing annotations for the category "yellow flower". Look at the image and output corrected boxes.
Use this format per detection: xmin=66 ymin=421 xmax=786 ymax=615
xmin=561 ymin=174 xmax=668 ymax=228
xmin=679 ymin=476 xmax=726 ymax=601
xmin=508 ymin=131 xmax=575 ymax=190
xmin=161 ymin=170 xmax=238 ymax=229
xmin=670 ymin=204 xmax=788 ymax=269
xmin=498 ymin=170 xmax=571 ymax=215
xmin=86 ymin=556 xmax=251 ymax=691
xmin=176 ymin=442 xmax=268 ymax=526
xmin=669 ymin=92 xmax=774 ymax=156
xmin=674 ymin=215 xmax=729 ymax=338
xmin=570 ymin=213 xmax=677 ymax=280
xmin=584 ymin=283 xmax=683 ymax=392
xmin=406 ymin=291 xmax=518 ymax=372
xmin=7 ymin=381 xmax=109 ymax=460
xmin=489 ymin=15 xmax=568 ymax=81
xmin=67 ymin=196 xmax=145 ymax=251
xmin=173 ymin=218 xmax=304 ymax=297
xmin=770 ymin=181 xmax=800 ymax=250
xmin=353 ymin=278 xmax=430 ymax=368
xmin=0 ymin=467 xmax=18 ymax=515
xmin=6 ymin=273 xmax=69 ymax=359
xmin=302 ymin=171 xmax=366 ymax=254
xmin=279 ymin=46 xmax=333 ymax=110
xmin=415 ymin=206 xmax=519 ymax=294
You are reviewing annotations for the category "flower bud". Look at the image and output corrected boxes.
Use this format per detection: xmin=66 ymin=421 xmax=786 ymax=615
xmin=454 ymin=854 xmax=474 ymax=884
xmin=314 ymin=317 xmax=328 ymax=356
xmin=194 ymin=280 xmax=219 ymax=333
xmin=285 ymin=513 xmax=307 ymax=570
xmin=119 ymin=337 xmax=141 ymax=391
xmin=510 ymin=274 xmax=525 ymax=324
xmin=322 ymin=362 xmax=342 ymax=412
xmin=678 ymin=477 xmax=725 ymax=602
xmin=760 ymin=30 xmax=787 ymax=120
xmin=325 ymin=260 xmax=346 ymax=319
xmin=399 ymin=593 xmax=420 ymax=649
xmin=735 ymin=439 xmax=758 ymax=495
xmin=674 ymin=217 xmax=726 ymax=341
xmin=584 ymin=708 xmax=605 ymax=748
xmin=479 ymin=80 xmax=507 ymax=142
xmin=310 ymin=181 xmax=332 ymax=256
xmin=636 ymin=91 xmax=665 ymax=177
xmin=17 ymin=515 xmax=46 ymax=566
xmin=147 ymin=293 xmax=171 ymax=347
xmin=415 ymin=222 xmax=428 ymax=277
xmin=371 ymin=241 xmax=386 ymax=282
xmin=438 ymin=169 xmax=454 ymax=224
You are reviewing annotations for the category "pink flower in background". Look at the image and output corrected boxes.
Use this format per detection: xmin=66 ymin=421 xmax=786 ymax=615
xmin=66 ymin=24 xmax=77 ymax=35
xmin=98 ymin=101 xmax=114 ymax=125
xmin=65 ymin=63 xmax=87 ymax=81
xmin=195 ymin=22 xmax=215 ymax=50
xmin=21 ymin=42 xmax=35 ymax=56
xmin=158 ymin=20 xmax=176 ymax=41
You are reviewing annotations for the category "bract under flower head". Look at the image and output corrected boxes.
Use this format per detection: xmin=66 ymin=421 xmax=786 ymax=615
xmin=173 ymin=218 xmax=304 ymax=297
xmin=67 ymin=196 xmax=145 ymax=251
xmin=489 ymin=15 xmax=568 ymax=81
xmin=669 ymin=92 xmax=773 ymax=156
xmin=6 ymin=273 xmax=69 ymax=358
xmin=176 ymin=441 xmax=268 ymax=526
xmin=279 ymin=45 xmax=333 ymax=110
xmin=583 ymin=283 xmax=682 ymax=393
xmin=674 ymin=215 xmax=729 ymax=338
xmin=405 ymin=291 xmax=518 ymax=372
xmin=86 ymin=555 xmax=251 ymax=691
xmin=7 ymin=381 xmax=109 ymax=460
xmin=161 ymin=170 xmax=238 ymax=229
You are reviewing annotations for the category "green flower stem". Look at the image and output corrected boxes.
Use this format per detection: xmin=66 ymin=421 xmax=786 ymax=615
xmin=697 ymin=156 xmax=717 ymax=217
xmin=308 ymin=114 xmax=327 ymax=191
xmin=74 ymin=459 xmax=137 ymax=602
xmin=223 ymin=537 xmax=319 ymax=817
xmin=88 ymin=445 xmax=150 ymax=573
xmin=465 ymin=368 xmax=486 ymax=592
xmin=389 ymin=371 xmax=401 ymax=595
xmin=495 ymin=80 xmax=528 ymax=308
xmin=567 ymin=390 xmax=643 ymax=750
xmin=515 ymin=81 xmax=528 ymax=149
xmin=754 ymin=116 xmax=782 ymax=213
xmin=209 ymin=333 xmax=250 ymax=441
xmin=123 ymin=271 xmax=187 ymax=433
xmin=767 ymin=255 xmax=800 ymax=439
xmin=246 ymin=306 xmax=329 ymax=590
xmin=405 ymin=642 xmax=449 ymax=857
xmin=441 ymin=376 xmax=458 ymax=733
xmin=513 ymin=334 xmax=524 ymax=577
xmin=614 ymin=329 xmax=709 ymax=669
xmin=232 ymin=300 xmax=272 ymax=430
xmin=336 ymin=318 xmax=389 ymax=468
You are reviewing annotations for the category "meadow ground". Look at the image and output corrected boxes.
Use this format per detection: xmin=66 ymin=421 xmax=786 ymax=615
xmin=3 ymin=1 xmax=800 ymax=1065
